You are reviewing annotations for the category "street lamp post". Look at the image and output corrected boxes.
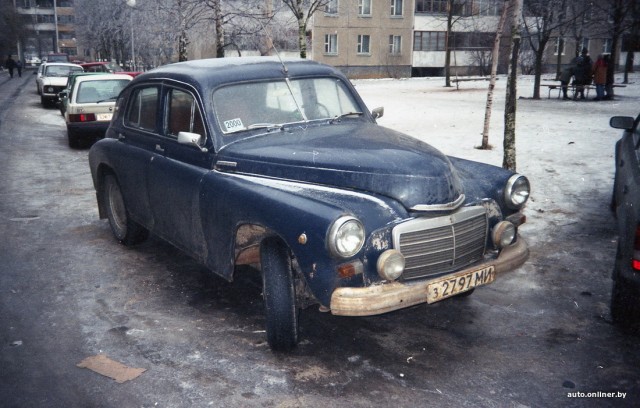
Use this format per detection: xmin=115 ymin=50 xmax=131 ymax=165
xmin=126 ymin=0 xmax=136 ymax=70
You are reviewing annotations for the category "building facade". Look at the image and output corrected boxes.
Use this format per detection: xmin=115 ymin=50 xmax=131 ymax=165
xmin=312 ymin=0 xmax=414 ymax=78
xmin=13 ymin=0 xmax=78 ymax=63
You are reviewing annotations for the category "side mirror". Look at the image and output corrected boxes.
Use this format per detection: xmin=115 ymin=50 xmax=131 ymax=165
xmin=178 ymin=131 xmax=208 ymax=152
xmin=610 ymin=116 xmax=635 ymax=130
xmin=58 ymin=91 xmax=68 ymax=99
xmin=371 ymin=107 xmax=384 ymax=120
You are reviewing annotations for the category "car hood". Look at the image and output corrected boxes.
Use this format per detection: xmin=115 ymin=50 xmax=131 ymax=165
xmin=216 ymin=122 xmax=464 ymax=210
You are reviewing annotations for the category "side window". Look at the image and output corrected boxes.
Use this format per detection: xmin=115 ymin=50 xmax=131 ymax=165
xmin=166 ymin=88 xmax=206 ymax=138
xmin=125 ymin=87 xmax=159 ymax=132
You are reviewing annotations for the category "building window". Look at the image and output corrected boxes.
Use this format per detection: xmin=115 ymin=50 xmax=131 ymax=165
xmin=580 ymin=38 xmax=590 ymax=53
xmin=36 ymin=14 xmax=55 ymax=24
xmin=357 ymin=34 xmax=371 ymax=54
xmin=473 ymin=0 xmax=502 ymax=16
xmin=413 ymin=31 xmax=446 ymax=51
xmin=58 ymin=15 xmax=75 ymax=24
xmin=603 ymin=39 xmax=612 ymax=54
xmin=358 ymin=0 xmax=372 ymax=16
xmin=391 ymin=0 xmax=403 ymax=16
xmin=415 ymin=0 xmax=447 ymax=14
xmin=324 ymin=34 xmax=338 ymax=54
xmin=389 ymin=35 xmax=402 ymax=54
xmin=325 ymin=0 xmax=338 ymax=14
xmin=554 ymin=37 xmax=565 ymax=55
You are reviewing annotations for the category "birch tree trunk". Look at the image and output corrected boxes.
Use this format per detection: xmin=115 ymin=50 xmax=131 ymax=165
xmin=480 ymin=0 xmax=509 ymax=149
xmin=503 ymin=0 xmax=523 ymax=171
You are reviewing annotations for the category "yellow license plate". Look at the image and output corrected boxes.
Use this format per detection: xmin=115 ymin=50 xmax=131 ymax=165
xmin=426 ymin=265 xmax=496 ymax=304
xmin=97 ymin=113 xmax=113 ymax=121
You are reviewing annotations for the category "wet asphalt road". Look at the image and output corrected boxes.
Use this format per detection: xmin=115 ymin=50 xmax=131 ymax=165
xmin=1 ymin=69 xmax=639 ymax=408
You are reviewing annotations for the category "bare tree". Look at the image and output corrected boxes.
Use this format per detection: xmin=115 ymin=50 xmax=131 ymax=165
xmin=0 ymin=1 xmax=26 ymax=59
xmin=503 ymin=0 xmax=523 ymax=171
xmin=522 ymin=0 xmax=568 ymax=99
xmin=280 ymin=0 xmax=329 ymax=58
xmin=480 ymin=0 xmax=509 ymax=150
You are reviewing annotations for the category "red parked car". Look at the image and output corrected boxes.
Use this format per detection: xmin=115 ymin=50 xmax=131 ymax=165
xmin=80 ymin=62 xmax=141 ymax=77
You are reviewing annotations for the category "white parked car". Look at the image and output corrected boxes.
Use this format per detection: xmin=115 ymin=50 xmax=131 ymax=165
xmin=64 ymin=74 xmax=132 ymax=148
xmin=37 ymin=62 xmax=83 ymax=107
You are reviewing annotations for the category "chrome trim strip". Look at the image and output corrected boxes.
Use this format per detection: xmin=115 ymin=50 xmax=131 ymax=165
xmin=215 ymin=160 xmax=237 ymax=168
xmin=410 ymin=194 xmax=465 ymax=212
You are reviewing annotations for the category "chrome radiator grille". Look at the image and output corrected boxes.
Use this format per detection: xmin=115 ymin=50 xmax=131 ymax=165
xmin=392 ymin=206 xmax=488 ymax=280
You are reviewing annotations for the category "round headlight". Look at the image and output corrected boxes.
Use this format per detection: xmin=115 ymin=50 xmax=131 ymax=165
xmin=377 ymin=249 xmax=405 ymax=281
xmin=47 ymin=86 xmax=54 ymax=93
xmin=328 ymin=216 xmax=365 ymax=259
xmin=492 ymin=221 xmax=516 ymax=249
xmin=505 ymin=174 xmax=530 ymax=209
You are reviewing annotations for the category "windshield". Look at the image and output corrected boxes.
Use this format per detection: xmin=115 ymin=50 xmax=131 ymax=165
xmin=45 ymin=65 xmax=83 ymax=77
xmin=213 ymin=77 xmax=362 ymax=135
xmin=76 ymin=79 xmax=131 ymax=103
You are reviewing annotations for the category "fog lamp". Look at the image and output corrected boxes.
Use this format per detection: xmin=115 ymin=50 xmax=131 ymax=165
xmin=492 ymin=221 xmax=516 ymax=249
xmin=377 ymin=249 xmax=405 ymax=281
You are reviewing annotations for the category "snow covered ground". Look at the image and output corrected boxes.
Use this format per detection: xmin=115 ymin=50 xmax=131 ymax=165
xmin=353 ymin=74 xmax=640 ymax=252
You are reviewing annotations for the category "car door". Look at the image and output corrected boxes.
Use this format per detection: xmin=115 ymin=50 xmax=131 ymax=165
xmin=114 ymin=84 xmax=164 ymax=229
xmin=146 ymin=85 xmax=212 ymax=261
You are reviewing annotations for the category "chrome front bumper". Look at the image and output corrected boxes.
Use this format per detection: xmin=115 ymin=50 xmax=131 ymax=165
xmin=329 ymin=237 xmax=529 ymax=316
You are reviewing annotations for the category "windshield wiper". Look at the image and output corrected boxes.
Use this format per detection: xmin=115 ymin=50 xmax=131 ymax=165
xmin=246 ymin=123 xmax=285 ymax=132
xmin=329 ymin=111 xmax=363 ymax=124
xmin=96 ymin=96 xmax=118 ymax=104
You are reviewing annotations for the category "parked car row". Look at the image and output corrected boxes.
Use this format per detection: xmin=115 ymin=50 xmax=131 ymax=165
xmin=35 ymin=61 xmax=140 ymax=147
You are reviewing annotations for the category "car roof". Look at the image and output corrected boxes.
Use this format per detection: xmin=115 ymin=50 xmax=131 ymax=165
xmin=43 ymin=62 xmax=83 ymax=68
xmin=132 ymin=57 xmax=343 ymax=91
xmin=74 ymin=74 xmax=133 ymax=83
xmin=81 ymin=62 xmax=111 ymax=67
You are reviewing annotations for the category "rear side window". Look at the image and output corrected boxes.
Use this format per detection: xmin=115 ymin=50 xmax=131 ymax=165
xmin=166 ymin=88 xmax=205 ymax=138
xmin=76 ymin=79 xmax=130 ymax=103
xmin=125 ymin=87 xmax=159 ymax=131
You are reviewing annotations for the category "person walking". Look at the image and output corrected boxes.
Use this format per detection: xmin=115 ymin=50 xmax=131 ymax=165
xmin=16 ymin=59 xmax=22 ymax=77
xmin=4 ymin=55 xmax=17 ymax=78
xmin=592 ymin=54 xmax=608 ymax=101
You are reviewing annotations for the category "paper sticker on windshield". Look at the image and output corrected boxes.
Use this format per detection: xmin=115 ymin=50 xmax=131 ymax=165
xmin=223 ymin=118 xmax=245 ymax=133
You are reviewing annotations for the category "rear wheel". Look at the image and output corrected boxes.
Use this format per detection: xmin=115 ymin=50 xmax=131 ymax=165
xmin=67 ymin=129 xmax=79 ymax=149
xmin=103 ymin=174 xmax=148 ymax=246
xmin=611 ymin=243 xmax=640 ymax=333
xmin=260 ymin=237 xmax=299 ymax=351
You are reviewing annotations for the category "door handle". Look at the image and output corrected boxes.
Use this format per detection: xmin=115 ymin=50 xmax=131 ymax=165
xmin=118 ymin=133 xmax=125 ymax=140
xmin=155 ymin=144 xmax=165 ymax=153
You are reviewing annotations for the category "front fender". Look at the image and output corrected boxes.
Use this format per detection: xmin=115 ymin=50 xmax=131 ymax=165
xmin=199 ymin=171 xmax=407 ymax=306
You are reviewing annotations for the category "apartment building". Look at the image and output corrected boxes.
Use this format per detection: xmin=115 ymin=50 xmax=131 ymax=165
xmin=13 ymin=0 xmax=78 ymax=63
xmin=312 ymin=0 xmax=414 ymax=78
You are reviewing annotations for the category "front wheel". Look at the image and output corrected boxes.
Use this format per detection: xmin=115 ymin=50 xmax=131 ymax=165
xmin=260 ymin=237 xmax=299 ymax=351
xmin=103 ymin=174 xmax=149 ymax=246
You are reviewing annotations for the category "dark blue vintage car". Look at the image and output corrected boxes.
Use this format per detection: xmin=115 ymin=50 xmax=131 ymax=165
xmin=88 ymin=57 xmax=530 ymax=351
xmin=610 ymin=112 xmax=640 ymax=331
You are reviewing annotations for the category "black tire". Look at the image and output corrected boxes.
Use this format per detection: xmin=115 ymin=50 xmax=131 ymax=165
xmin=103 ymin=174 xmax=149 ymax=246
xmin=260 ymin=237 xmax=299 ymax=351
xmin=611 ymin=277 xmax=640 ymax=333
xmin=67 ymin=129 xmax=80 ymax=149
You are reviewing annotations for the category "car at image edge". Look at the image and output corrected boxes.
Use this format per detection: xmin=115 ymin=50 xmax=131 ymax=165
xmin=611 ymin=112 xmax=640 ymax=331
xmin=88 ymin=57 xmax=531 ymax=351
